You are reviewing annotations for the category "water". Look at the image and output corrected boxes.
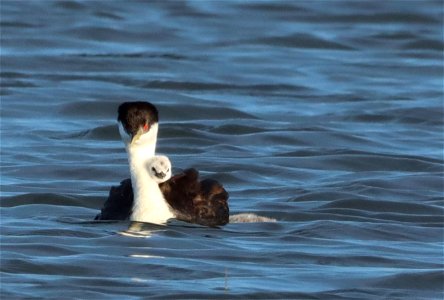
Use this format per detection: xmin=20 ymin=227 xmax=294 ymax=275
xmin=1 ymin=0 xmax=443 ymax=299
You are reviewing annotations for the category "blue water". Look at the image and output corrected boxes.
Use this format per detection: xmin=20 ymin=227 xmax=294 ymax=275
xmin=1 ymin=1 xmax=443 ymax=299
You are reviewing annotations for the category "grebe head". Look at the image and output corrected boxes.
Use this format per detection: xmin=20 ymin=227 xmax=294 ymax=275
xmin=146 ymin=155 xmax=172 ymax=184
xmin=117 ymin=101 xmax=159 ymax=147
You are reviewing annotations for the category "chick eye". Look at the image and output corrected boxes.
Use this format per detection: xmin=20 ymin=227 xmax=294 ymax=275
xmin=151 ymin=167 xmax=156 ymax=172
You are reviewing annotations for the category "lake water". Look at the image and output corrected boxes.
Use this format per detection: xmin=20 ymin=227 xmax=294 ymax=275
xmin=1 ymin=0 xmax=443 ymax=299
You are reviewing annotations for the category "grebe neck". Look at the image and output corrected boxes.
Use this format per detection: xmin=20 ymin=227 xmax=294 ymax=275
xmin=123 ymin=123 xmax=158 ymax=163
xmin=127 ymin=148 xmax=174 ymax=224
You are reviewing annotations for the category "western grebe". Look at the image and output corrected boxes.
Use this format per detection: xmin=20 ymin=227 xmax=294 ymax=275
xmin=95 ymin=101 xmax=229 ymax=226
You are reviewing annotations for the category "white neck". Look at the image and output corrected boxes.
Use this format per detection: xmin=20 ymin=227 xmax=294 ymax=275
xmin=122 ymin=123 xmax=158 ymax=162
xmin=129 ymin=165 xmax=174 ymax=224
xmin=124 ymin=125 xmax=174 ymax=224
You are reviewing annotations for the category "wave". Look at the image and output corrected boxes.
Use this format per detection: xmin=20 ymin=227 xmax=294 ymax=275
xmin=251 ymin=33 xmax=354 ymax=50
xmin=1 ymin=193 xmax=103 ymax=208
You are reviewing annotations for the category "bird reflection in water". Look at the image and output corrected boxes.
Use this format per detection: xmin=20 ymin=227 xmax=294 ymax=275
xmin=119 ymin=221 xmax=167 ymax=238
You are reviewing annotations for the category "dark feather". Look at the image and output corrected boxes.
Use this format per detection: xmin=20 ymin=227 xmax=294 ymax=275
xmin=94 ymin=179 xmax=133 ymax=220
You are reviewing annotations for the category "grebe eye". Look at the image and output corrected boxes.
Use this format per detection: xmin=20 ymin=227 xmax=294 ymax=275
xmin=143 ymin=123 xmax=150 ymax=132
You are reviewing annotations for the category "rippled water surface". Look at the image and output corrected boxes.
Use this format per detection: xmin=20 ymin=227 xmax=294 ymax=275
xmin=1 ymin=1 xmax=443 ymax=299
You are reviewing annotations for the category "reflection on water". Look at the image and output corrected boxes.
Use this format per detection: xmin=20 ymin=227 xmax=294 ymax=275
xmin=119 ymin=221 xmax=166 ymax=238
xmin=1 ymin=0 xmax=443 ymax=299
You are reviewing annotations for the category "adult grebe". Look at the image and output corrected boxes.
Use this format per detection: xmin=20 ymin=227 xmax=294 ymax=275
xmin=95 ymin=101 xmax=229 ymax=226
